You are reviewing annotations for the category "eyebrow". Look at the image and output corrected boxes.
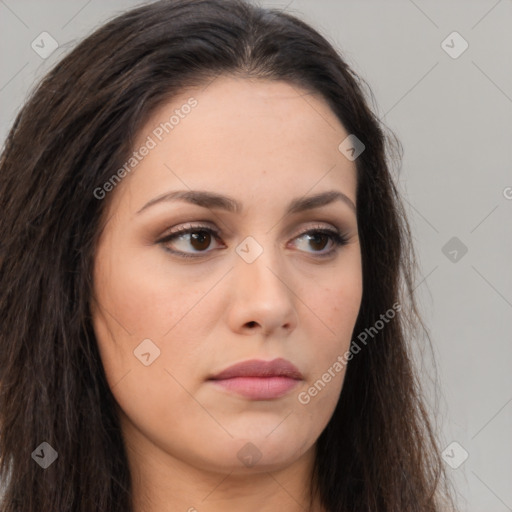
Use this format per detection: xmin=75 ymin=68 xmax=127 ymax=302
xmin=136 ymin=189 xmax=356 ymax=216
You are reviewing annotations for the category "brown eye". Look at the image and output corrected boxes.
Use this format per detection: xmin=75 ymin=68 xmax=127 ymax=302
xmin=158 ymin=224 xmax=348 ymax=260
xmin=187 ymin=231 xmax=212 ymax=251
xmin=158 ymin=225 xmax=223 ymax=258
xmin=292 ymin=228 xmax=348 ymax=257
xmin=305 ymin=232 xmax=330 ymax=251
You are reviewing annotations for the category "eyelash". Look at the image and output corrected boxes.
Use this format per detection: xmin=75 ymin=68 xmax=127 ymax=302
xmin=157 ymin=223 xmax=349 ymax=260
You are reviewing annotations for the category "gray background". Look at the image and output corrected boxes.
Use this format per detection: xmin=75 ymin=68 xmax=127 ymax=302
xmin=1 ymin=1 xmax=511 ymax=511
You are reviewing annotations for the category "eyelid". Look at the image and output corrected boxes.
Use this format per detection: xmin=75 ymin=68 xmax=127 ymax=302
xmin=155 ymin=223 xmax=224 ymax=255
xmin=159 ymin=219 xmax=347 ymax=239
xmin=156 ymin=221 xmax=350 ymax=259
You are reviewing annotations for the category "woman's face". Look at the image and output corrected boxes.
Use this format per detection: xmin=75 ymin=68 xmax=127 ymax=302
xmin=91 ymin=75 xmax=362 ymax=477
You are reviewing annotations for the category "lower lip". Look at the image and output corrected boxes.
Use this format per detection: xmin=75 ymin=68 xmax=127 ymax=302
xmin=208 ymin=376 xmax=301 ymax=400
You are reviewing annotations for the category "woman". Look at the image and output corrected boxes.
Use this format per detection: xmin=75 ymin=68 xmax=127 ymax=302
xmin=0 ymin=0 xmax=456 ymax=510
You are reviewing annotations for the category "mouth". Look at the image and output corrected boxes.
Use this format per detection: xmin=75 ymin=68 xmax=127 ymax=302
xmin=207 ymin=358 xmax=303 ymax=400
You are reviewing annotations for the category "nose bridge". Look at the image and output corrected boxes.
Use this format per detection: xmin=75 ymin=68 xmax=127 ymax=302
xmin=231 ymin=233 xmax=296 ymax=323
xmin=228 ymin=230 xmax=298 ymax=335
xmin=235 ymin=233 xmax=286 ymax=292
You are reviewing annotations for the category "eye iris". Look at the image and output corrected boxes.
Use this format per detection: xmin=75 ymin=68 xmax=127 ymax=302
xmin=190 ymin=231 xmax=211 ymax=250
xmin=307 ymin=232 xmax=328 ymax=251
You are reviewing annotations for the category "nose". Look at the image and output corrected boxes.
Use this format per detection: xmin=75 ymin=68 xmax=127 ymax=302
xmin=226 ymin=241 xmax=298 ymax=337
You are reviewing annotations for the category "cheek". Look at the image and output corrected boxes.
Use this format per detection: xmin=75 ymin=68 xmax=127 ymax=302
xmin=295 ymin=280 xmax=362 ymax=425
xmin=316 ymin=267 xmax=363 ymax=341
xmin=92 ymin=243 xmax=199 ymax=340
xmin=301 ymin=265 xmax=362 ymax=389
xmin=91 ymin=245 xmax=215 ymax=391
xmin=91 ymin=242 xmax=171 ymax=385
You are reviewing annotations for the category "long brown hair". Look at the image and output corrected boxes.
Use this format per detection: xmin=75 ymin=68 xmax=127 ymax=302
xmin=0 ymin=0 xmax=456 ymax=510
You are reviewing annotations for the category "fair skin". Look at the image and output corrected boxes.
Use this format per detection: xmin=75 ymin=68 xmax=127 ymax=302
xmin=91 ymin=75 xmax=362 ymax=512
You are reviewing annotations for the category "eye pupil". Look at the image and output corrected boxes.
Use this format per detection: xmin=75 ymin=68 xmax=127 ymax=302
xmin=308 ymin=233 xmax=328 ymax=251
xmin=190 ymin=231 xmax=211 ymax=250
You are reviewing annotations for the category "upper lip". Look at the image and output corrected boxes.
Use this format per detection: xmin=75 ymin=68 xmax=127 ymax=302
xmin=208 ymin=358 xmax=303 ymax=380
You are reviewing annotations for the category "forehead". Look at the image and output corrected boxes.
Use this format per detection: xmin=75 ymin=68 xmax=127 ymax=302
xmin=145 ymin=75 xmax=349 ymax=153
xmin=115 ymin=75 xmax=357 ymax=214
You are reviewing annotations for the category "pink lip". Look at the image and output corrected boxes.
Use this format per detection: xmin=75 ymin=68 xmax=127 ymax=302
xmin=208 ymin=358 xmax=303 ymax=400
